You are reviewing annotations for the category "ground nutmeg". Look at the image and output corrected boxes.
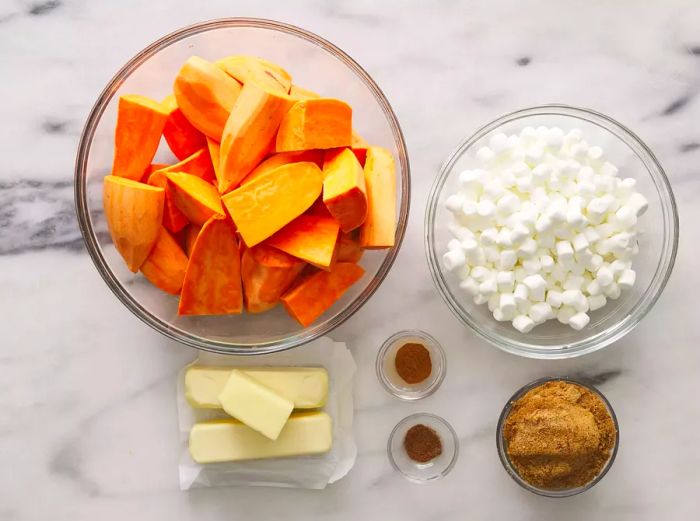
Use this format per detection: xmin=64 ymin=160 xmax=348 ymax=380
xmin=394 ymin=342 xmax=432 ymax=384
xmin=404 ymin=424 xmax=442 ymax=463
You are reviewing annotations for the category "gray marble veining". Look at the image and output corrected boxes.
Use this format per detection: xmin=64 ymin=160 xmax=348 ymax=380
xmin=1 ymin=0 xmax=699 ymax=519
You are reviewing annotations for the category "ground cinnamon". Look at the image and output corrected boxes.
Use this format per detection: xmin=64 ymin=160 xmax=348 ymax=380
xmin=503 ymin=380 xmax=617 ymax=490
xmin=394 ymin=342 xmax=432 ymax=384
xmin=404 ymin=424 xmax=442 ymax=463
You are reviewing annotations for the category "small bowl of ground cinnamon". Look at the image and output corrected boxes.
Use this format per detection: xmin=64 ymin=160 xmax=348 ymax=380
xmin=497 ymin=377 xmax=619 ymax=497
xmin=387 ymin=413 xmax=459 ymax=483
xmin=376 ymin=330 xmax=446 ymax=400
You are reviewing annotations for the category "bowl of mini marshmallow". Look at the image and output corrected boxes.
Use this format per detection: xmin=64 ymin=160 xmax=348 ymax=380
xmin=425 ymin=105 xmax=678 ymax=359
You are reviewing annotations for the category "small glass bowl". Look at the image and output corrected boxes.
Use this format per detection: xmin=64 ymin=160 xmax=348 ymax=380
xmin=425 ymin=105 xmax=679 ymax=359
xmin=387 ymin=413 xmax=459 ymax=483
xmin=496 ymin=376 xmax=620 ymax=497
xmin=376 ymin=330 xmax=446 ymax=400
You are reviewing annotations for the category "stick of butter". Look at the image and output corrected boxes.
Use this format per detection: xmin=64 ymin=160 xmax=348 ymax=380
xmin=189 ymin=412 xmax=333 ymax=464
xmin=218 ymin=370 xmax=294 ymax=440
xmin=185 ymin=366 xmax=328 ymax=409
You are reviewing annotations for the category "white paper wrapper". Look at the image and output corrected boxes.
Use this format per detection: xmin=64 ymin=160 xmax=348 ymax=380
xmin=177 ymin=337 xmax=356 ymax=490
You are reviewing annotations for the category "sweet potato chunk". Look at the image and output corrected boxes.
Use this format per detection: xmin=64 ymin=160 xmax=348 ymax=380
xmin=289 ymin=85 xmax=320 ymax=100
xmin=241 ymin=150 xmax=324 ymax=186
xmin=154 ymin=148 xmax=215 ymax=184
xmin=222 ymin=162 xmax=322 ymax=247
xmin=161 ymin=94 xmax=208 ymax=160
xmin=276 ymin=98 xmax=352 ymax=152
xmin=147 ymin=171 xmax=189 ymax=233
xmin=183 ymin=224 xmax=201 ymax=257
xmin=166 ymin=172 xmax=224 ymax=226
xmin=217 ymin=55 xmax=292 ymax=93
xmin=112 ymin=95 xmax=168 ymax=181
xmin=140 ymin=226 xmax=188 ymax=294
xmin=359 ymin=147 xmax=397 ymax=249
xmin=351 ymin=130 xmax=369 ymax=166
xmin=218 ymin=82 xmax=297 ymax=193
xmin=179 ymin=217 xmax=242 ymax=315
xmin=206 ymin=138 xmax=221 ymax=185
xmin=173 ymin=56 xmax=242 ymax=140
xmin=281 ymin=263 xmax=365 ymax=326
xmin=266 ymin=215 xmax=340 ymax=270
xmin=241 ymin=245 xmax=305 ymax=313
xmin=142 ymin=163 xmax=169 ymax=182
xmin=306 ymin=196 xmax=334 ymax=219
xmin=322 ymin=148 xmax=367 ymax=233
xmin=103 ymin=176 xmax=164 ymax=272
xmin=337 ymin=232 xmax=364 ymax=263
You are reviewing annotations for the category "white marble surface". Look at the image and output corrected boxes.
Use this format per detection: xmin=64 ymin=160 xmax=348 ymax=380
xmin=1 ymin=0 xmax=699 ymax=519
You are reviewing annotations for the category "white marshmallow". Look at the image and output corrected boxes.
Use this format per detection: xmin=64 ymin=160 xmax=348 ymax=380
xmin=498 ymin=250 xmax=518 ymax=270
xmin=523 ymin=274 xmax=547 ymax=301
xmin=496 ymin=193 xmax=521 ymax=215
xmin=618 ymin=268 xmax=636 ymax=289
xmin=626 ymin=192 xmax=649 ymax=217
xmin=488 ymin=293 xmax=500 ymax=312
xmin=511 ymin=223 xmax=531 ymax=244
xmin=547 ymin=127 xmax=564 ymax=147
xmin=616 ymin=177 xmax=637 ymax=199
xmin=587 ymin=146 xmax=603 ymax=161
xmin=489 ymin=133 xmax=509 ymax=154
xmin=477 ymin=199 xmax=497 ymax=218
xmin=447 ymin=239 xmax=462 ymax=252
xmin=522 ymin=257 xmax=542 ymax=274
xmin=470 ymin=266 xmax=490 ymax=282
xmin=596 ymin=265 xmax=614 ymax=287
xmin=512 ymin=314 xmax=536 ymax=333
xmin=499 ymin=293 xmax=517 ymax=318
xmin=496 ymin=271 xmax=515 ymax=292
xmin=535 ymin=214 xmax=554 ymax=234
xmin=588 ymin=294 xmax=607 ymax=311
xmin=476 ymin=146 xmax=495 ymax=163
xmin=572 ymin=233 xmax=590 ymax=253
xmin=586 ymin=279 xmax=602 ymax=296
xmin=557 ymin=306 xmax=577 ymax=325
xmin=540 ymin=255 xmax=555 ymax=272
xmin=563 ymin=275 xmax=585 ymax=291
xmin=445 ymin=193 xmax=466 ymax=213
xmin=443 ymin=249 xmax=466 ymax=271
xmin=529 ymin=302 xmax=554 ymax=324
xmin=496 ymin=228 xmax=514 ymax=248
xmin=605 ymin=283 xmax=621 ymax=300
xmin=569 ymin=312 xmax=591 ymax=330
xmin=474 ymin=294 xmax=489 ymax=305
xmin=513 ymin=283 xmax=529 ymax=306
xmin=459 ymin=277 xmax=480 ymax=296
xmin=480 ymin=227 xmax=498 ymax=246
xmin=546 ymin=290 xmax=564 ymax=308
xmin=600 ymin=161 xmax=619 ymax=177
xmin=518 ymin=238 xmax=538 ymax=258
xmin=555 ymin=240 xmax=574 ymax=263
xmin=562 ymin=289 xmax=589 ymax=312
xmin=448 ymin=221 xmax=474 ymax=241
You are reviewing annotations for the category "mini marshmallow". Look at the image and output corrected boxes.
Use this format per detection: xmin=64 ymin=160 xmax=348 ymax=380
xmin=489 ymin=133 xmax=509 ymax=154
xmin=522 ymin=257 xmax=542 ymax=274
xmin=496 ymin=193 xmax=521 ymax=215
xmin=474 ymin=294 xmax=489 ymax=305
xmin=532 ymin=164 xmax=553 ymax=183
xmin=557 ymin=306 xmax=577 ymax=325
xmin=596 ymin=265 xmax=614 ymax=287
xmin=461 ymin=237 xmax=478 ymax=254
xmin=483 ymin=246 xmax=501 ymax=263
xmin=484 ymin=179 xmax=506 ymax=200
xmin=605 ymin=283 xmax=621 ymax=300
xmin=513 ymin=283 xmax=529 ymax=305
xmin=443 ymin=249 xmax=466 ymax=271
xmin=547 ymin=127 xmax=565 ymax=147
xmin=546 ymin=289 xmax=564 ymax=308
xmin=499 ymin=293 xmax=517 ymax=317
xmin=512 ymin=314 xmax=536 ymax=333
xmin=617 ymin=269 xmax=636 ymax=289
xmin=535 ymin=214 xmax=554 ymax=233
xmin=572 ymin=233 xmax=590 ymax=252
xmin=516 ymin=176 xmax=533 ymax=193
xmin=496 ymin=271 xmax=515 ymax=292
xmin=586 ymin=197 xmax=608 ymax=224
xmin=447 ymin=239 xmax=462 ymax=252
xmin=600 ymin=161 xmax=619 ymax=177
xmin=462 ymin=200 xmax=478 ymax=218
xmin=448 ymin=221 xmax=474 ymax=241
xmin=569 ymin=312 xmax=590 ymax=330
xmin=523 ymin=274 xmax=547 ymax=301
xmin=529 ymin=302 xmax=554 ymax=324
xmin=518 ymin=238 xmax=538 ymax=258
xmin=610 ymin=259 xmax=629 ymax=277
xmin=480 ymin=227 xmax=498 ymax=246
xmin=476 ymin=146 xmax=495 ymax=163
xmin=498 ymin=250 xmax=518 ymax=270
xmin=540 ymin=255 xmax=555 ymax=272
xmin=562 ymin=289 xmax=589 ymax=312
xmin=586 ymin=279 xmax=602 ymax=296
xmin=492 ymin=308 xmax=510 ymax=322
xmin=613 ymin=206 xmax=637 ymax=230
xmin=510 ymin=223 xmax=531 ymax=244
xmin=588 ymin=294 xmax=607 ymax=311
xmin=583 ymin=227 xmax=601 ymax=243
xmin=563 ymin=275 xmax=585 ymax=291
xmin=470 ymin=266 xmax=490 ymax=282
xmin=477 ymin=199 xmax=497 ymax=218
xmin=568 ymin=261 xmax=586 ymax=276
xmin=626 ymin=192 xmax=649 ymax=217
xmin=496 ymin=228 xmax=514 ymax=248
xmin=616 ymin=177 xmax=637 ymax=199
xmin=445 ymin=193 xmax=466 ymax=213
xmin=488 ymin=293 xmax=500 ymax=312
xmin=587 ymin=146 xmax=603 ymax=161
xmin=555 ymin=240 xmax=574 ymax=262
xmin=459 ymin=277 xmax=480 ymax=296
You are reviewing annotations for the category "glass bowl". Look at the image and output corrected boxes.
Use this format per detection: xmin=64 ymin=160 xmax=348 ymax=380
xmin=496 ymin=376 xmax=619 ymax=497
xmin=376 ymin=330 xmax=446 ymax=401
xmin=75 ymin=18 xmax=410 ymax=355
xmin=387 ymin=413 xmax=459 ymax=483
xmin=425 ymin=105 xmax=678 ymax=359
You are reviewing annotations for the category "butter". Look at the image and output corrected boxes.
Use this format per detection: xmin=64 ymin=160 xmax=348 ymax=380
xmin=185 ymin=366 xmax=328 ymax=409
xmin=189 ymin=412 xmax=333 ymax=464
xmin=218 ymin=370 xmax=294 ymax=440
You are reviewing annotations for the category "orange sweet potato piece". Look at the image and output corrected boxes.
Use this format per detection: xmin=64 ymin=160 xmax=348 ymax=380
xmin=112 ymin=95 xmax=168 ymax=181
xmin=351 ymin=130 xmax=369 ymax=166
xmin=281 ymin=263 xmax=365 ymax=327
xmin=154 ymin=148 xmax=215 ymax=184
xmin=266 ymin=215 xmax=340 ymax=270
xmin=173 ymin=56 xmax=242 ymax=140
xmin=360 ymin=147 xmax=397 ymax=249
xmin=147 ymin=171 xmax=189 ymax=233
xmin=306 ymin=196 xmax=334 ymax=219
xmin=241 ymin=244 xmax=305 ymax=313
xmin=206 ymin=138 xmax=221 ymax=185
xmin=216 ymin=55 xmax=292 ymax=93
xmin=289 ymin=85 xmax=320 ymax=100
xmin=142 ymin=163 xmax=170 ymax=182
xmin=322 ymin=148 xmax=368 ymax=233
xmin=178 ymin=217 xmax=242 ymax=315
xmin=103 ymin=175 xmax=164 ymax=272
xmin=140 ymin=226 xmax=188 ymax=294
xmin=161 ymin=94 xmax=208 ymax=160
xmin=337 ymin=232 xmax=364 ymax=263
xmin=222 ymin=162 xmax=322 ymax=247
xmin=218 ymin=82 xmax=297 ymax=193
xmin=183 ymin=224 xmax=201 ymax=257
xmin=166 ymin=172 xmax=224 ymax=226
xmin=241 ymin=150 xmax=324 ymax=186
xmin=275 ymin=98 xmax=352 ymax=152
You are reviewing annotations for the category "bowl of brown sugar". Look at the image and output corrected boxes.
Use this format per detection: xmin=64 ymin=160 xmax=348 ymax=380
xmin=376 ymin=330 xmax=446 ymax=400
xmin=497 ymin=377 xmax=619 ymax=497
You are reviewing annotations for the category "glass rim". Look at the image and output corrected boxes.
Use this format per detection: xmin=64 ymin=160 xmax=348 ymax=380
xmin=424 ymin=104 xmax=679 ymax=359
xmin=496 ymin=376 xmax=620 ymax=498
xmin=74 ymin=18 xmax=411 ymax=355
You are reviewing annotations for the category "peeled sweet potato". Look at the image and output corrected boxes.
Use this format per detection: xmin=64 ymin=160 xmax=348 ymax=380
xmin=173 ymin=56 xmax=242 ymax=140
xmin=142 ymin=163 xmax=169 ymax=182
xmin=178 ymin=216 xmax=242 ymax=315
xmin=289 ymin=85 xmax=320 ymax=100
xmin=222 ymin=162 xmax=322 ymax=247
xmin=359 ymin=147 xmax=397 ymax=249
xmin=351 ymin=130 xmax=369 ymax=166
xmin=306 ymin=197 xmax=334 ymax=219
xmin=281 ymin=263 xmax=365 ymax=327
xmin=161 ymin=94 xmax=207 ymax=160
xmin=337 ymin=232 xmax=364 ymax=263
xmin=322 ymin=148 xmax=367 ymax=233
xmin=183 ymin=224 xmax=201 ymax=257
xmin=103 ymin=175 xmax=164 ymax=272
xmin=147 ymin=171 xmax=189 ymax=233
xmin=276 ymin=98 xmax=352 ymax=152
xmin=112 ymin=95 xmax=168 ymax=181
xmin=218 ymin=82 xmax=297 ymax=193
xmin=140 ymin=226 xmax=188 ymax=294
xmin=206 ymin=138 xmax=221 ymax=185
xmin=166 ymin=172 xmax=224 ymax=226
xmin=241 ymin=150 xmax=324 ymax=186
xmin=241 ymin=245 xmax=305 ymax=313
xmin=153 ymin=148 xmax=215 ymax=184
xmin=266 ymin=215 xmax=340 ymax=270
xmin=217 ymin=55 xmax=292 ymax=93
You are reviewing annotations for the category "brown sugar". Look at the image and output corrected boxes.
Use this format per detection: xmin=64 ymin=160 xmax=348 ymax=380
xmin=394 ymin=342 xmax=432 ymax=384
xmin=502 ymin=380 xmax=617 ymax=490
xmin=404 ymin=424 xmax=442 ymax=463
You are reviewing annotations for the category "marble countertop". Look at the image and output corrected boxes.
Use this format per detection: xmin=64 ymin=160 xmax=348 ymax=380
xmin=1 ymin=0 xmax=699 ymax=519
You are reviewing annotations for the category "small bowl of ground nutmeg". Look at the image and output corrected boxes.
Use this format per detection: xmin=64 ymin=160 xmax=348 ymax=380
xmin=497 ymin=377 xmax=619 ymax=497
xmin=376 ymin=330 xmax=446 ymax=400
xmin=387 ymin=413 xmax=459 ymax=483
